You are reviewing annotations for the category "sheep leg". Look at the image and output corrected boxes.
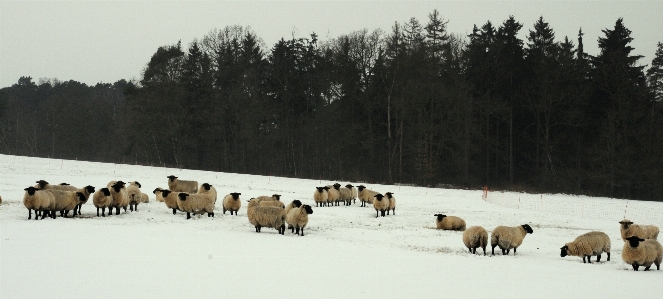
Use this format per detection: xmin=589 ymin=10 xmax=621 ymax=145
xmin=491 ymin=245 xmax=496 ymax=255
xmin=129 ymin=204 xmax=134 ymax=212
xmin=208 ymin=212 xmax=214 ymax=217
xmin=376 ymin=210 xmax=379 ymax=218
xmin=386 ymin=210 xmax=390 ymax=215
xmin=606 ymin=252 xmax=610 ymax=261
xmin=482 ymin=247 xmax=486 ymax=255
xmin=115 ymin=207 xmax=120 ymax=215
xmin=172 ymin=208 xmax=177 ymax=215
xmin=295 ymin=227 xmax=300 ymax=235
xmin=513 ymin=248 xmax=517 ymax=255
xmin=186 ymin=212 xmax=191 ymax=219
xmin=632 ymin=263 xmax=639 ymax=271
xmin=27 ymin=209 xmax=32 ymax=220
xmin=108 ymin=207 xmax=113 ymax=215
xmin=255 ymin=225 xmax=260 ymax=233
xmin=596 ymin=254 xmax=601 ymax=262
xmin=381 ymin=210 xmax=386 ymax=217
xmin=280 ymin=224 xmax=285 ymax=235
xmin=301 ymin=227 xmax=305 ymax=236
xmin=644 ymin=265 xmax=651 ymax=271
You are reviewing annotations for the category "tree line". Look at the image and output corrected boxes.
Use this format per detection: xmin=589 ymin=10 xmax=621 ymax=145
xmin=2 ymin=13 xmax=663 ymax=200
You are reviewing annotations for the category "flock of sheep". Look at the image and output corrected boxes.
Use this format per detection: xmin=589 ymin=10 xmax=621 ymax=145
xmin=18 ymin=175 xmax=663 ymax=271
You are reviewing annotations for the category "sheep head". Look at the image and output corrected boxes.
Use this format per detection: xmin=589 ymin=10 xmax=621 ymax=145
xmin=385 ymin=192 xmax=394 ymax=199
xmin=24 ymin=186 xmax=38 ymax=195
xmin=374 ymin=194 xmax=385 ymax=201
xmin=521 ymin=224 xmax=534 ymax=234
xmin=152 ymin=188 xmax=162 ymax=194
xmin=161 ymin=190 xmax=172 ymax=197
xmin=559 ymin=245 xmax=569 ymax=257
xmin=177 ymin=193 xmax=189 ymax=201
xmin=333 ymin=183 xmax=341 ymax=190
xmin=292 ymin=200 xmax=302 ymax=208
xmin=315 ymin=187 xmax=325 ymax=193
xmin=434 ymin=214 xmax=446 ymax=221
xmin=272 ymin=194 xmax=281 ymax=201
xmin=201 ymin=183 xmax=212 ymax=190
xmin=625 ymin=236 xmax=645 ymax=248
xmin=35 ymin=180 xmax=49 ymax=189
xmin=619 ymin=220 xmax=633 ymax=229
xmin=303 ymin=205 xmax=313 ymax=214
xmin=101 ymin=188 xmax=111 ymax=196
xmin=357 ymin=185 xmax=366 ymax=191
xmin=84 ymin=185 xmax=95 ymax=194
xmin=167 ymin=175 xmax=178 ymax=182
xmin=345 ymin=184 xmax=354 ymax=189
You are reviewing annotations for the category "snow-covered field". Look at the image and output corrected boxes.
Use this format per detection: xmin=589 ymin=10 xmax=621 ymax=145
xmin=1 ymin=154 xmax=661 ymax=298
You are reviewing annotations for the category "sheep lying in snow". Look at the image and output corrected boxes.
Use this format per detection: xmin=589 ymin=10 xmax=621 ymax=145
xmin=108 ymin=181 xmax=129 ymax=215
xmin=126 ymin=181 xmax=142 ymax=212
xmin=159 ymin=190 xmax=182 ymax=215
xmin=313 ymin=187 xmax=328 ymax=207
xmin=23 ymin=186 xmax=55 ymax=220
xmin=435 ymin=214 xmax=466 ymax=231
xmin=73 ymin=185 xmax=95 ymax=216
xmin=491 ymin=224 xmax=534 ymax=255
xmin=141 ymin=193 xmax=149 ymax=203
xmin=372 ymin=194 xmax=390 ymax=217
xmin=222 ymin=193 xmax=242 ymax=215
xmin=153 ymin=188 xmax=166 ymax=202
xmin=560 ymin=231 xmax=611 ymax=263
xmin=286 ymin=204 xmax=313 ymax=236
xmin=622 ymin=236 xmax=663 ymax=271
xmin=385 ymin=192 xmax=396 ymax=215
xmin=357 ymin=185 xmax=378 ymax=207
xmin=45 ymin=189 xmax=86 ymax=218
xmin=619 ymin=219 xmax=659 ymax=241
xmin=177 ymin=193 xmax=215 ymax=219
xmin=167 ymin=175 xmax=198 ymax=193
xmin=197 ymin=183 xmax=217 ymax=203
xmin=93 ymin=188 xmax=113 ymax=217
xmin=247 ymin=199 xmax=286 ymax=234
xmin=463 ymin=226 xmax=489 ymax=255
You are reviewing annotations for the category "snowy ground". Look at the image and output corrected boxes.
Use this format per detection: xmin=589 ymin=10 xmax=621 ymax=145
xmin=1 ymin=154 xmax=661 ymax=298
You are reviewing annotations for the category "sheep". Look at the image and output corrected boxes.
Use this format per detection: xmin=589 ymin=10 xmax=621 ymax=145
xmin=286 ymin=204 xmax=314 ymax=236
xmin=255 ymin=194 xmax=282 ymax=201
xmin=35 ymin=180 xmax=79 ymax=191
xmin=167 ymin=175 xmax=198 ymax=193
xmin=385 ymin=192 xmax=396 ymax=215
xmin=140 ymin=193 xmax=149 ymax=203
xmin=619 ymin=219 xmax=659 ymax=241
xmin=45 ymin=189 xmax=86 ymax=218
xmin=23 ymin=186 xmax=55 ymax=220
xmin=326 ymin=186 xmax=340 ymax=207
xmin=177 ymin=192 xmax=215 ymax=219
xmin=159 ymin=190 xmax=182 ymax=215
xmin=357 ymin=185 xmax=378 ymax=207
xmin=108 ymin=181 xmax=129 ymax=215
xmin=285 ymin=200 xmax=303 ymax=231
xmin=197 ymin=183 xmax=217 ymax=203
xmin=336 ymin=183 xmax=353 ymax=206
xmin=258 ymin=198 xmax=286 ymax=209
xmin=560 ymin=231 xmax=611 ymax=264
xmin=372 ymin=194 xmax=389 ymax=217
xmin=313 ymin=187 xmax=328 ymax=207
xmin=247 ymin=199 xmax=286 ymax=234
xmin=72 ymin=185 xmax=95 ymax=216
xmin=622 ymin=236 xmax=663 ymax=271
xmin=463 ymin=226 xmax=489 ymax=255
xmin=435 ymin=214 xmax=466 ymax=231
xmin=222 ymin=193 xmax=242 ymax=215
xmin=153 ymin=187 xmax=166 ymax=202
xmin=92 ymin=187 xmax=113 ymax=217
xmin=348 ymin=184 xmax=358 ymax=205
xmin=490 ymin=224 xmax=534 ymax=255
xmin=126 ymin=181 xmax=142 ymax=212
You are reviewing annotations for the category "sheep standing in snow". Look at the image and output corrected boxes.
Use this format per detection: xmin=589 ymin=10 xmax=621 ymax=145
xmin=126 ymin=181 xmax=142 ymax=212
xmin=177 ymin=192 xmax=215 ymax=219
xmin=372 ymin=194 xmax=389 ymax=217
xmin=153 ymin=188 xmax=166 ymax=202
xmin=463 ymin=226 xmax=489 ymax=255
xmin=23 ymin=186 xmax=55 ymax=220
xmin=45 ymin=189 xmax=86 ymax=218
xmin=158 ymin=190 xmax=182 ymax=215
xmin=622 ymin=236 xmax=663 ymax=271
xmin=167 ymin=175 xmax=198 ymax=193
xmin=337 ymin=183 xmax=353 ymax=206
xmin=357 ymin=185 xmax=378 ymax=207
xmin=385 ymin=192 xmax=396 ymax=215
xmin=222 ymin=193 xmax=242 ymax=215
xmin=348 ymin=184 xmax=358 ymax=205
xmin=197 ymin=183 xmax=217 ymax=203
xmin=92 ymin=188 xmax=113 ymax=217
xmin=285 ymin=200 xmax=303 ymax=231
xmin=286 ymin=204 xmax=314 ymax=236
xmin=107 ymin=181 xmax=129 ymax=215
xmin=490 ymin=224 xmax=534 ymax=255
xmin=73 ymin=185 xmax=95 ymax=216
xmin=247 ymin=199 xmax=286 ymax=234
xmin=434 ymin=214 xmax=466 ymax=231
xmin=313 ymin=187 xmax=328 ymax=207
xmin=560 ymin=231 xmax=611 ymax=264
xmin=619 ymin=219 xmax=659 ymax=241
xmin=326 ymin=185 xmax=340 ymax=207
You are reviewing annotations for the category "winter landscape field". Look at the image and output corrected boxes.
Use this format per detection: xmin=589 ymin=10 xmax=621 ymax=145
xmin=1 ymin=154 xmax=661 ymax=298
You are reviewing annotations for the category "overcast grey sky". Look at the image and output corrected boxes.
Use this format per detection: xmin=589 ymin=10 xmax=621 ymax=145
xmin=1 ymin=0 xmax=662 ymax=88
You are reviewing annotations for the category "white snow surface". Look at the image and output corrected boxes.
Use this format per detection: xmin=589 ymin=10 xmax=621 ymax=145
xmin=1 ymin=154 xmax=661 ymax=298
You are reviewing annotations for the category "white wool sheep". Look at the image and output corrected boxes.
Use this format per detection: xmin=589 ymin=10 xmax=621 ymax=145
xmin=372 ymin=194 xmax=389 ymax=217
xmin=73 ymin=185 xmax=95 ymax=216
xmin=385 ymin=192 xmax=396 ymax=215
xmin=357 ymin=185 xmax=378 ymax=207
xmin=197 ymin=183 xmax=217 ymax=203
xmin=435 ymin=214 xmax=466 ymax=231
xmin=23 ymin=186 xmax=55 ymax=220
xmin=222 ymin=193 xmax=242 ymax=215
xmin=313 ymin=187 xmax=328 ymax=207
xmin=177 ymin=192 xmax=215 ymax=219
xmin=286 ymin=204 xmax=314 ymax=236
xmin=619 ymin=219 xmax=659 ymax=241
xmin=92 ymin=187 xmax=113 ymax=217
xmin=491 ymin=224 xmax=534 ymax=255
xmin=463 ymin=226 xmax=489 ymax=255
xmin=247 ymin=199 xmax=286 ymax=234
xmin=560 ymin=231 xmax=611 ymax=264
xmin=622 ymin=236 xmax=663 ymax=271
xmin=108 ymin=181 xmax=129 ymax=215
xmin=167 ymin=175 xmax=198 ymax=193
xmin=126 ymin=181 xmax=142 ymax=212
xmin=153 ymin=187 xmax=166 ymax=202
xmin=336 ymin=183 xmax=353 ymax=206
xmin=326 ymin=185 xmax=340 ymax=207
xmin=45 ymin=189 xmax=86 ymax=218
xmin=158 ymin=190 xmax=182 ymax=215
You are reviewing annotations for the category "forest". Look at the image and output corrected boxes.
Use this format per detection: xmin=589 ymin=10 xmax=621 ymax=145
xmin=1 ymin=12 xmax=663 ymax=200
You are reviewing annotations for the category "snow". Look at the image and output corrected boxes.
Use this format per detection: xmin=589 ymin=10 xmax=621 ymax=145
xmin=1 ymin=154 xmax=661 ymax=298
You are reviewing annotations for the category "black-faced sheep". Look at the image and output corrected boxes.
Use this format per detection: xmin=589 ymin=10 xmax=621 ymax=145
xmin=159 ymin=190 xmax=181 ymax=215
xmin=491 ymin=224 xmax=534 ymax=255
xmin=619 ymin=219 xmax=659 ymax=241
xmin=372 ymin=194 xmax=389 ymax=217
xmin=153 ymin=187 xmax=166 ymax=202
xmin=177 ymin=192 xmax=215 ymax=219
xmin=23 ymin=186 xmax=55 ymax=220
xmin=45 ymin=189 xmax=86 ymax=218
xmin=326 ymin=185 xmax=340 ymax=207
xmin=92 ymin=187 xmax=112 ymax=217
xmin=126 ymin=181 xmax=143 ymax=212
xmin=560 ymin=231 xmax=611 ymax=264
xmin=434 ymin=214 xmax=466 ymax=231
xmin=622 ymin=236 xmax=663 ymax=271
xmin=107 ymin=181 xmax=129 ymax=215
xmin=73 ymin=185 xmax=95 ymax=216
xmin=247 ymin=199 xmax=286 ymax=234
xmin=167 ymin=175 xmax=198 ymax=193
xmin=357 ymin=185 xmax=378 ymax=207
xmin=385 ymin=192 xmax=396 ymax=215
xmin=286 ymin=204 xmax=313 ymax=236
xmin=337 ymin=183 xmax=353 ymax=206
xmin=197 ymin=183 xmax=217 ymax=203
xmin=222 ymin=192 xmax=242 ymax=215
xmin=463 ymin=226 xmax=489 ymax=255
xmin=313 ymin=187 xmax=328 ymax=207
xmin=285 ymin=200 xmax=303 ymax=230
xmin=346 ymin=184 xmax=358 ymax=205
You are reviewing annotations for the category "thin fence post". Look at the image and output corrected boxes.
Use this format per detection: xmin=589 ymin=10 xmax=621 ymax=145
xmin=624 ymin=201 xmax=628 ymax=219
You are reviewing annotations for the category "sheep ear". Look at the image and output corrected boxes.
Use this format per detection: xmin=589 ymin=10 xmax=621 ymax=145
xmin=639 ymin=238 xmax=645 ymax=242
